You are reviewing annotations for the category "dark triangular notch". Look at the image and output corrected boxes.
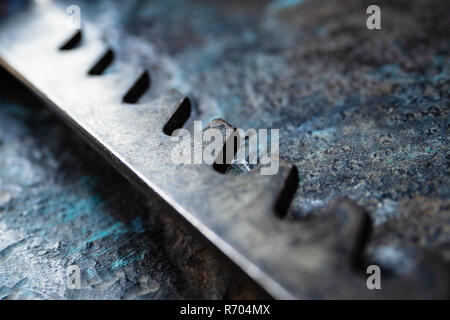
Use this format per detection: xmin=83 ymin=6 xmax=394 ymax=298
xmin=274 ymin=165 xmax=299 ymax=218
xmin=59 ymin=30 xmax=82 ymax=50
xmin=88 ymin=49 xmax=115 ymax=75
xmin=122 ymin=71 xmax=151 ymax=104
xmin=163 ymin=97 xmax=191 ymax=136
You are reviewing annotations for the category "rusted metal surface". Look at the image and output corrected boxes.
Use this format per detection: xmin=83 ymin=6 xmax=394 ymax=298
xmin=0 ymin=0 xmax=448 ymax=299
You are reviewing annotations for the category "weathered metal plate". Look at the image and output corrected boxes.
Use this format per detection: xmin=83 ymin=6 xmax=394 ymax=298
xmin=1 ymin=0 xmax=448 ymax=299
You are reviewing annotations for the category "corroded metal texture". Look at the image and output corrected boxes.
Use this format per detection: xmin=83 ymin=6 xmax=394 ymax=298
xmin=0 ymin=0 xmax=449 ymax=299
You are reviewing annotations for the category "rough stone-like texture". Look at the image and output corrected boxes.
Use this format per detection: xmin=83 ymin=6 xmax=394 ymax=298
xmin=0 ymin=69 xmax=240 ymax=299
xmin=0 ymin=0 xmax=449 ymax=298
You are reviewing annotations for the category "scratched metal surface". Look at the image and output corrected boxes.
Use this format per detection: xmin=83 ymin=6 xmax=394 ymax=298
xmin=0 ymin=0 xmax=449 ymax=299
xmin=0 ymin=68 xmax=240 ymax=299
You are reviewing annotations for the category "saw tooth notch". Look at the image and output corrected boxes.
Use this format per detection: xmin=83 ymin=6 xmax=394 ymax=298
xmin=123 ymin=70 xmax=151 ymax=104
xmin=88 ymin=48 xmax=115 ymax=75
xmin=325 ymin=198 xmax=372 ymax=269
xmin=59 ymin=29 xmax=82 ymax=51
xmin=272 ymin=156 xmax=299 ymax=218
xmin=203 ymin=119 xmax=241 ymax=174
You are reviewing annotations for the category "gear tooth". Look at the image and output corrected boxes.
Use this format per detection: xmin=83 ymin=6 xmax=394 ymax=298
xmin=157 ymin=90 xmax=191 ymax=136
xmin=202 ymin=118 xmax=239 ymax=174
xmin=327 ymin=198 xmax=372 ymax=268
xmin=244 ymin=155 xmax=298 ymax=218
